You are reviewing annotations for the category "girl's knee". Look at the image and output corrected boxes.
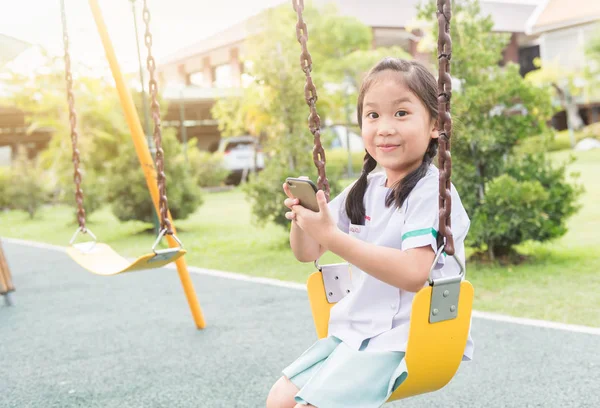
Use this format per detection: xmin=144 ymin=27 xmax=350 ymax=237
xmin=266 ymin=376 xmax=299 ymax=408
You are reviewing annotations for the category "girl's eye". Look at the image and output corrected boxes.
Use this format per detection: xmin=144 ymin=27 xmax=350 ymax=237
xmin=367 ymin=112 xmax=379 ymax=119
xmin=395 ymin=110 xmax=408 ymax=117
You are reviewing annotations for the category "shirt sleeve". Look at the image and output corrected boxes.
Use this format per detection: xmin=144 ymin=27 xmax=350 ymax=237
xmin=401 ymin=175 xmax=444 ymax=267
xmin=327 ymin=182 xmax=354 ymax=234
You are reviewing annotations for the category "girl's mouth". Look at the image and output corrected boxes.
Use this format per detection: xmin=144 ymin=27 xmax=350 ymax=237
xmin=377 ymin=144 xmax=400 ymax=152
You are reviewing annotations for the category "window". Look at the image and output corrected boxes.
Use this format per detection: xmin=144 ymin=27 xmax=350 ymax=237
xmin=189 ymin=72 xmax=204 ymax=87
xmin=518 ymin=45 xmax=540 ymax=76
xmin=214 ymin=64 xmax=232 ymax=88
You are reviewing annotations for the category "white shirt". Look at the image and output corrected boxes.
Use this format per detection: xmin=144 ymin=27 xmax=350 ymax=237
xmin=326 ymin=164 xmax=474 ymax=360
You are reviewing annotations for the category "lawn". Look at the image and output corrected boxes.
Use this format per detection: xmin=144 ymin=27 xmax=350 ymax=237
xmin=2 ymin=149 xmax=599 ymax=326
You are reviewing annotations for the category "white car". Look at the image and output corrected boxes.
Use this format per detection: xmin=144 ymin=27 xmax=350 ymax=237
xmin=217 ymin=136 xmax=265 ymax=184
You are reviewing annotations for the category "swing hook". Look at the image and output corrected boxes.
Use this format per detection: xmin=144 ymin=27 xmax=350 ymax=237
xmin=69 ymin=226 xmax=98 ymax=253
xmin=151 ymin=228 xmax=184 ymax=255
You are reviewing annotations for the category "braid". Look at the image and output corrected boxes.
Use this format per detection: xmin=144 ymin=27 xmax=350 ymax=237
xmin=385 ymin=139 xmax=439 ymax=208
xmin=346 ymin=151 xmax=377 ymax=225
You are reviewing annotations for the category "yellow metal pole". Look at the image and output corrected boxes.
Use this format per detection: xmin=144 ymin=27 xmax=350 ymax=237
xmin=88 ymin=0 xmax=206 ymax=329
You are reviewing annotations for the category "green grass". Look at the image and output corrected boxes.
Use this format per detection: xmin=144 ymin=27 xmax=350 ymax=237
xmin=519 ymin=122 xmax=600 ymax=153
xmin=2 ymin=149 xmax=599 ymax=326
xmin=468 ymin=149 xmax=600 ymax=325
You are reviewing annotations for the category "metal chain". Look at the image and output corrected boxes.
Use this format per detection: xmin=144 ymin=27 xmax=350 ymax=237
xmin=292 ymin=0 xmax=330 ymax=201
xmin=437 ymin=0 xmax=455 ymax=256
xmin=142 ymin=0 xmax=172 ymax=235
xmin=60 ymin=0 xmax=86 ymax=232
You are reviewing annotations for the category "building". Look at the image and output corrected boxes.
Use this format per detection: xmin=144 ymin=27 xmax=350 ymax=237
xmin=527 ymin=0 xmax=600 ymax=70
xmin=0 ymin=105 xmax=52 ymax=166
xmin=157 ymin=0 xmax=544 ymax=152
xmin=0 ymin=34 xmax=53 ymax=166
xmin=526 ymin=0 xmax=600 ymax=128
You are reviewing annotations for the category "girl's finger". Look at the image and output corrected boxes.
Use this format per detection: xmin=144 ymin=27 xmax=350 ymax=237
xmin=285 ymin=211 xmax=296 ymax=220
xmin=284 ymin=198 xmax=299 ymax=208
xmin=292 ymin=204 xmax=308 ymax=217
xmin=283 ymin=182 xmax=295 ymax=199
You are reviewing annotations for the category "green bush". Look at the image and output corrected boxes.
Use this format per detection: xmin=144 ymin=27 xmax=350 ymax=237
xmin=187 ymin=147 xmax=229 ymax=187
xmin=467 ymin=152 xmax=584 ymax=257
xmin=506 ymin=152 xmax=583 ymax=241
xmin=106 ymin=129 xmax=203 ymax=224
xmin=469 ymin=175 xmax=550 ymax=257
xmin=518 ymin=123 xmax=600 ymax=154
xmin=6 ymin=147 xmax=52 ymax=218
xmin=57 ymin=168 xmax=106 ymax=223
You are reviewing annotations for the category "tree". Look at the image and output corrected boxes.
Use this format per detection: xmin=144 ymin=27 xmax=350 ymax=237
xmin=526 ymin=59 xmax=586 ymax=148
xmin=1 ymin=53 xmax=200 ymax=224
xmin=417 ymin=0 xmax=582 ymax=260
xmin=1 ymin=55 xmax=130 ymax=214
xmin=584 ymin=25 xmax=600 ymax=112
xmin=212 ymin=3 xmax=407 ymax=228
xmin=106 ymin=128 xmax=203 ymax=224
xmin=323 ymin=46 xmax=412 ymax=129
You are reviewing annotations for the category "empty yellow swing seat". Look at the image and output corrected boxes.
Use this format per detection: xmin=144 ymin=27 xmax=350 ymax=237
xmin=66 ymin=228 xmax=186 ymax=276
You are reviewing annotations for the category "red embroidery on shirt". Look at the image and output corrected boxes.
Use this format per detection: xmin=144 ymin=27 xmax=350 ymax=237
xmin=365 ymin=215 xmax=371 ymax=221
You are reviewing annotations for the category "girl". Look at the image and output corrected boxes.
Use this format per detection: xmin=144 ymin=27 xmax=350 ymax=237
xmin=267 ymin=58 xmax=473 ymax=408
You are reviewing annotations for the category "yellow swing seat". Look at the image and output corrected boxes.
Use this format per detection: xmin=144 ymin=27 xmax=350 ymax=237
xmin=66 ymin=228 xmax=186 ymax=276
xmin=306 ymin=252 xmax=474 ymax=401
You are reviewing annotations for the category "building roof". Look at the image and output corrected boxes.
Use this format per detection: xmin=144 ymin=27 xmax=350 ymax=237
xmin=480 ymin=1 xmax=541 ymax=32
xmin=0 ymin=33 xmax=31 ymax=66
xmin=159 ymin=14 xmax=265 ymax=67
xmin=325 ymin=0 xmax=539 ymax=33
xmin=527 ymin=0 xmax=600 ymax=34
xmin=160 ymin=0 xmax=541 ymax=66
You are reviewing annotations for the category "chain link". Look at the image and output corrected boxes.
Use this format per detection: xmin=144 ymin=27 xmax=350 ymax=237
xmin=60 ymin=0 xmax=86 ymax=232
xmin=292 ymin=0 xmax=330 ymax=201
xmin=437 ymin=0 xmax=455 ymax=256
xmin=142 ymin=0 xmax=172 ymax=235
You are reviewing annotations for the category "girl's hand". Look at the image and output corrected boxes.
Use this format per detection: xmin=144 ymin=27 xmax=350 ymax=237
xmin=283 ymin=180 xmax=301 ymax=224
xmin=290 ymin=189 xmax=338 ymax=249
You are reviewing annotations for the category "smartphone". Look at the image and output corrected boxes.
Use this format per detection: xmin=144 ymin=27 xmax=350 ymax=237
xmin=286 ymin=177 xmax=319 ymax=212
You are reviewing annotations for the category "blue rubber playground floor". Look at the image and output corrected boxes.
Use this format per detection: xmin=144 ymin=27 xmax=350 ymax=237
xmin=1 ymin=238 xmax=599 ymax=408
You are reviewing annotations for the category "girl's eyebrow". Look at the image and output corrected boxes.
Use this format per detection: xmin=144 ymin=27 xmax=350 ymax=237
xmin=364 ymin=97 xmax=412 ymax=109
xmin=392 ymin=97 xmax=413 ymax=105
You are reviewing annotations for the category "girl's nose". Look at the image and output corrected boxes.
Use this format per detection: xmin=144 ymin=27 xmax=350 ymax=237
xmin=377 ymin=125 xmax=397 ymax=136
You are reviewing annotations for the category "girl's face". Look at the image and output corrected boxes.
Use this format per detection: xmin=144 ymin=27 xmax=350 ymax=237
xmin=361 ymin=71 xmax=438 ymax=187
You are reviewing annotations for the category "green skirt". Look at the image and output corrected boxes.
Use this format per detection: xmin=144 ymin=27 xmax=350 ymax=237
xmin=282 ymin=336 xmax=408 ymax=408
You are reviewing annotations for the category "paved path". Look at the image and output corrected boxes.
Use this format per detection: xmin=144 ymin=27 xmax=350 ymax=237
xmin=1 ymin=239 xmax=599 ymax=407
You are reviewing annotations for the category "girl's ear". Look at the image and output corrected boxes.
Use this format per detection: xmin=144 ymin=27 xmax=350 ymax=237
xmin=430 ymin=121 xmax=440 ymax=139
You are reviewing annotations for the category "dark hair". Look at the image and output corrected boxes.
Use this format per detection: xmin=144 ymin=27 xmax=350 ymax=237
xmin=345 ymin=58 xmax=439 ymax=225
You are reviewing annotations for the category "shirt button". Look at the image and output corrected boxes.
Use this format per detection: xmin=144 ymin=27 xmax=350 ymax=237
xmin=390 ymin=303 xmax=396 ymax=310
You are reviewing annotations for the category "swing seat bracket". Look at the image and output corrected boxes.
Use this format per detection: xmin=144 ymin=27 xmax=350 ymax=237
xmin=320 ymin=263 xmax=353 ymax=304
xmin=429 ymin=275 xmax=462 ymax=323
xmin=149 ymin=248 xmax=184 ymax=263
